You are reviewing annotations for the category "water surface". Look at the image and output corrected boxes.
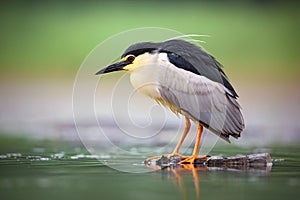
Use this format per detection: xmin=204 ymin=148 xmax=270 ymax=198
xmin=0 ymin=137 xmax=299 ymax=200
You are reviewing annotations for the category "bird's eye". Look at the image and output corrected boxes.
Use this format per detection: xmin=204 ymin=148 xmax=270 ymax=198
xmin=127 ymin=55 xmax=135 ymax=63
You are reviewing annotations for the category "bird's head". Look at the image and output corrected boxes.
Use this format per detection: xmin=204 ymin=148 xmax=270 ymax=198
xmin=95 ymin=42 xmax=159 ymax=75
xmin=95 ymin=54 xmax=135 ymax=75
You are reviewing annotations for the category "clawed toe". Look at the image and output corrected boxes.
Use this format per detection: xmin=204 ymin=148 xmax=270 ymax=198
xmin=179 ymin=155 xmax=207 ymax=164
xmin=145 ymin=154 xmax=208 ymax=165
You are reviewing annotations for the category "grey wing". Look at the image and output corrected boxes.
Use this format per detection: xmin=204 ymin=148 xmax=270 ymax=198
xmin=160 ymin=40 xmax=238 ymax=98
xmin=158 ymin=69 xmax=244 ymax=142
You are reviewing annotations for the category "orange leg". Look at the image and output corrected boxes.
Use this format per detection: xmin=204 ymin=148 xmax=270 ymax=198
xmin=193 ymin=123 xmax=202 ymax=156
xmin=179 ymin=123 xmax=207 ymax=164
xmin=172 ymin=117 xmax=191 ymax=155
xmin=145 ymin=117 xmax=191 ymax=163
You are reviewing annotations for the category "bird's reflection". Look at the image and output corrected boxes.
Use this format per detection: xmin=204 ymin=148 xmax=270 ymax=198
xmin=160 ymin=165 xmax=206 ymax=200
xmin=146 ymin=161 xmax=272 ymax=200
xmin=172 ymin=165 xmax=205 ymax=200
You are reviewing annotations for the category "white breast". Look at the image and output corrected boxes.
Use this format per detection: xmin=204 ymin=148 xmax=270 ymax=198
xmin=129 ymin=65 xmax=162 ymax=99
xmin=129 ymin=53 xmax=170 ymax=99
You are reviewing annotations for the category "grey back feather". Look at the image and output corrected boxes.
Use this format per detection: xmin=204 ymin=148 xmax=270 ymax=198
xmin=157 ymin=66 xmax=244 ymax=142
xmin=123 ymin=39 xmax=238 ymax=98
xmin=123 ymin=39 xmax=244 ymax=142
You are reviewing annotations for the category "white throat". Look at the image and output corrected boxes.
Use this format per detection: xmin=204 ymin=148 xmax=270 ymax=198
xmin=129 ymin=52 xmax=169 ymax=99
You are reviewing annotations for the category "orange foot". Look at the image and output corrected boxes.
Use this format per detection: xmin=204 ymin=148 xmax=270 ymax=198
xmin=145 ymin=153 xmax=187 ymax=164
xmin=144 ymin=155 xmax=162 ymax=163
xmin=179 ymin=155 xmax=207 ymax=164
xmin=166 ymin=152 xmax=188 ymax=159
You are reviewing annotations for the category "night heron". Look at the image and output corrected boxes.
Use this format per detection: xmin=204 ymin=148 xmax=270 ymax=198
xmin=96 ymin=39 xmax=244 ymax=164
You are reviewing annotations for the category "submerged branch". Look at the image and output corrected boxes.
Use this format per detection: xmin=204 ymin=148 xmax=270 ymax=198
xmin=145 ymin=153 xmax=272 ymax=172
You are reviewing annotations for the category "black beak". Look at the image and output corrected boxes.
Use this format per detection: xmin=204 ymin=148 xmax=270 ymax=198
xmin=95 ymin=61 xmax=129 ymax=75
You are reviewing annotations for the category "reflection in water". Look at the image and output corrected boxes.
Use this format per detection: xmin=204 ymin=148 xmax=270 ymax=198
xmin=147 ymin=160 xmax=272 ymax=200
xmin=169 ymin=165 xmax=205 ymax=200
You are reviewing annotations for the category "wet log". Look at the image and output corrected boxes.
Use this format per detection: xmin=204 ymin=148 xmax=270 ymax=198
xmin=145 ymin=153 xmax=272 ymax=171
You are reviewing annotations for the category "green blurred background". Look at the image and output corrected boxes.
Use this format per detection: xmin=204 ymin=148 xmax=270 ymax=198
xmin=0 ymin=0 xmax=299 ymax=143
xmin=1 ymin=1 xmax=300 ymax=200
xmin=0 ymin=0 xmax=299 ymax=78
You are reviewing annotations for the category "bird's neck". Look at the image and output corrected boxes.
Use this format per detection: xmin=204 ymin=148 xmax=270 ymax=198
xmin=128 ymin=52 xmax=171 ymax=99
xmin=129 ymin=64 xmax=163 ymax=99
